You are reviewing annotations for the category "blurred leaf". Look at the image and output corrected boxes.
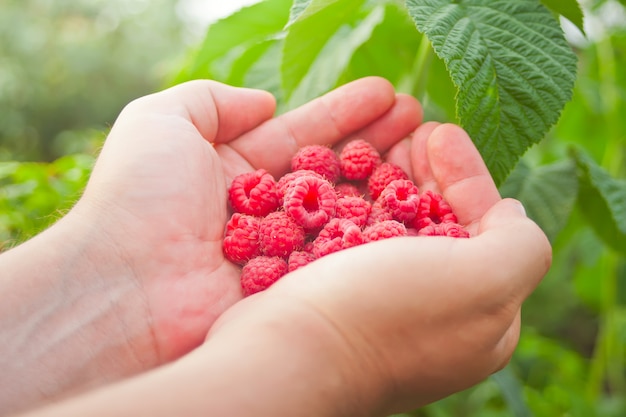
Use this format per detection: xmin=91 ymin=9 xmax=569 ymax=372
xmin=285 ymin=5 xmax=385 ymax=109
xmin=573 ymin=149 xmax=626 ymax=254
xmin=287 ymin=0 xmax=313 ymax=26
xmin=491 ymin=366 xmax=532 ymax=417
xmin=540 ymin=0 xmax=586 ymax=34
xmin=173 ymin=0 xmax=291 ymax=83
xmin=499 ymin=158 xmax=579 ymax=242
xmin=281 ymin=0 xmax=367 ymax=97
xmin=405 ymin=0 xmax=578 ymax=185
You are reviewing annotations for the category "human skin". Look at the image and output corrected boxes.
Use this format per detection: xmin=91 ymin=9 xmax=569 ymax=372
xmin=0 ymin=77 xmax=422 ymax=415
xmin=12 ymin=119 xmax=551 ymax=417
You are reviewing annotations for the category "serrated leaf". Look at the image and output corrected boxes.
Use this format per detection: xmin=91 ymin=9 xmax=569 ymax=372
xmin=282 ymin=0 xmax=367 ymax=96
xmin=499 ymin=158 xmax=579 ymax=242
xmin=173 ymin=0 xmax=291 ymax=83
xmin=573 ymin=149 xmax=626 ymax=254
xmin=285 ymin=6 xmax=385 ymax=110
xmin=405 ymin=0 xmax=578 ymax=185
xmin=540 ymin=0 xmax=586 ymax=35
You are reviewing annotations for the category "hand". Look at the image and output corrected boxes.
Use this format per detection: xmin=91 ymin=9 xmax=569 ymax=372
xmin=201 ymin=122 xmax=552 ymax=415
xmin=76 ymin=77 xmax=422 ymax=362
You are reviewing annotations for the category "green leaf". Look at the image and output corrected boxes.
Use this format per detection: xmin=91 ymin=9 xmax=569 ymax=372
xmin=173 ymin=0 xmax=291 ymax=83
xmin=288 ymin=0 xmax=313 ymax=26
xmin=499 ymin=158 xmax=579 ymax=242
xmin=405 ymin=0 xmax=578 ymax=185
xmin=285 ymin=5 xmax=385 ymax=109
xmin=491 ymin=366 xmax=533 ymax=417
xmin=281 ymin=0 xmax=367 ymax=97
xmin=573 ymin=149 xmax=626 ymax=254
xmin=540 ymin=0 xmax=586 ymax=35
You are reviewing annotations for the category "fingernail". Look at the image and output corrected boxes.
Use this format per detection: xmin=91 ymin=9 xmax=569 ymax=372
xmin=512 ymin=199 xmax=526 ymax=217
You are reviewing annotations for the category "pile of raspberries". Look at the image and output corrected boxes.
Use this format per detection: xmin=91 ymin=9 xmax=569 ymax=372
xmin=223 ymin=139 xmax=469 ymax=296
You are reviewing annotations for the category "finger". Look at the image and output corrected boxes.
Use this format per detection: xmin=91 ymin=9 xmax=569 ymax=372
xmin=409 ymin=121 xmax=441 ymax=190
xmin=121 ymin=79 xmax=277 ymax=144
xmin=383 ymin=138 xmax=413 ymax=181
xmin=426 ymin=124 xmax=501 ymax=227
xmin=334 ymin=93 xmax=423 ymax=155
xmin=226 ymin=77 xmax=399 ymax=177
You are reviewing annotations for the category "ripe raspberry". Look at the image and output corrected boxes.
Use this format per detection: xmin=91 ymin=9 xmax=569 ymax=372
xmin=240 ymin=256 xmax=288 ymax=296
xmin=339 ymin=139 xmax=381 ymax=181
xmin=334 ymin=182 xmax=361 ymax=198
xmin=379 ymin=179 xmax=420 ymax=223
xmin=367 ymin=199 xmax=393 ymax=226
xmin=368 ymin=162 xmax=409 ymax=200
xmin=284 ymin=176 xmax=337 ymax=232
xmin=259 ymin=211 xmax=306 ymax=258
xmin=291 ymin=145 xmax=341 ymax=183
xmin=229 ymin=169 xmax=279 ymax=216
xmin=288 ymin=250 xmax=316 ymax=272
xmin=414 ymin=190 xmax=457 ymax=229
xmin=313 ymin=218 xmax=364 ymax=258
xmin=222 ymin=213 xmax=261 ymax=265
xmin=417 ymin=222 xmax=469 ymax=238
xmin=363 ymin=220 xmax=408 ymax=242
xmin=276 ymin=170 xmax=323 ymax=205
xmin=335 ymin=196 xmax=372 ymax=228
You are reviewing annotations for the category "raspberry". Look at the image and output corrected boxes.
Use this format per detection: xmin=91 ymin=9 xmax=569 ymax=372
xmin=240 ymin=256 xmax=288 ymax=296
xmin=291 ymin=145 xmax=341 ymax=183
xmin=334 ymin=182 xmax=361 ymax=198
xmin=379 ymin=179 xmax=420 ymax=223
xmin=259 ymin=211 xmax=306 ymax=258
xmin=312 ymin=218 xmax=364 ymax=258
xmin=367 ymin=199 xmax=393 ymax=226
xmin=339 ymin=139 xmax=381 ymax=181
xmin=276 ymin=170 xmax=323 ymax=205
xmin=417 ymin=222 xmax=469 ymax=238
xmin=368 ymin=162 xmax=409 ymax=200
xmin=288 ymin=250 xmax=317 ymax=272
xmin=363 ymin=220 xmax=407 ymax=242
xmin=284 ymin=176 xmax=337 ymax=232
xmin=222 ymin=213 xmax=261 ymax=265
xmin=229 ymin=169 xmax=279 ymax=216
xmin=414 ymin=190 xmax=457 ymax=229
xmin=335 ymin=196 xmax=372 ymax=228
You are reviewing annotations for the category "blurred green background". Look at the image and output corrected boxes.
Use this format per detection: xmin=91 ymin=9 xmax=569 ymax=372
xmin=1 ymin=0 xmax=625 ymax=416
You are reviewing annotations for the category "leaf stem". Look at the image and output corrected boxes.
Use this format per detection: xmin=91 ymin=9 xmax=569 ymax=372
xmin=408 ymin=34 xmax=433 ymax=100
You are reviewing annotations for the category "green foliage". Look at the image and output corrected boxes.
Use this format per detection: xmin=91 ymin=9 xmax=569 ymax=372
xmin=0 ymin=0 xmax=189 ymax=161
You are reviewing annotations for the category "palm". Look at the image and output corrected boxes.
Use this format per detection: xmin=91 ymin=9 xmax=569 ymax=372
xmin=82 ymin=78 xmax=422 ymax=362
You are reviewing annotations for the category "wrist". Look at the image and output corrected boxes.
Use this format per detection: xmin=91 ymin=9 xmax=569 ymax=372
xmin=0 ymin=201 xmax=158 ymax=414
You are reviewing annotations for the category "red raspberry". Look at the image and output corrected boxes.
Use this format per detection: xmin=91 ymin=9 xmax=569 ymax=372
xmin=379 ymin=179 xmax=420 ymax=223
xmin=334 ymin=182 xmax=361 ymax=198
xmin=229 ymin=169 xmax=279 ymax=216
xmin=312 ymin=218 xmax=364 ymax=258
xmin=335 ymin=196 xmax=372 ymax=228
xmin=222 ymin=213 xmax=261 ymax=265
xmin=366 ymin=199 xmax=393 ymax=226
xmin=339 ymin=139 xmax=381 ymax=181
xmin=259 ymin=211 xmax=306 ymax=258
xmin=368 ymin=162 xmax=409 ymax=200
xmin=291 ymin=145 xmax=341 ymax=183
xmin=363 ymin=220 xmax=407 ymax=242
xmin=276 ymin=170 xmax=323 ymax=205
xmin=414 ymin=190 xmax=457 ymax=229
xmin=417 ymin=222 xmax=469 ymax=238
xmin=240 ymin=256 xmax=288 ymax=296
xmin=284 ymin=176 xmax=337 ymax=232
xmin=288 ymin=250 xmax=316 ymax=272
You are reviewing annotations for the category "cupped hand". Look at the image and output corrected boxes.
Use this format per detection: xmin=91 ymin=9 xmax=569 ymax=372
xmin=75 ymin=78 xmax=422 ymax=363
xmin=207 ymin=122 xmax=552 ymax=415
